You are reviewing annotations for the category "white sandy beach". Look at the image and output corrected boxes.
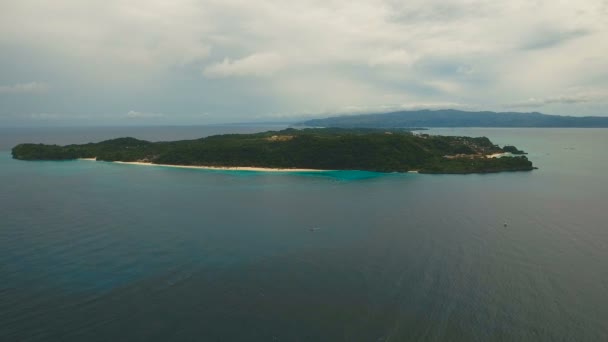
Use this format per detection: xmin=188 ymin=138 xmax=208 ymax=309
xmin=78 ymin=159 xmax=422 ymax=173
xmin=486 ymin=152 xmax=512 ymax=158
xmin=78 ymin=158 xmax=329 ymax=172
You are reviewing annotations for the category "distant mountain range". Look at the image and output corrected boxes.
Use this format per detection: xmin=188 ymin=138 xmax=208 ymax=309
xmin=297 ymin=109 xmax=608 ymax=128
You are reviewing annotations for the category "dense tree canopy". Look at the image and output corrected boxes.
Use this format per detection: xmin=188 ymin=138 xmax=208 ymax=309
xmin=12 ymin=128 xmax=534 ymax=174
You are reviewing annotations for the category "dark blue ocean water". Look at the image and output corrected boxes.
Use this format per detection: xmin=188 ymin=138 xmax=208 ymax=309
xmin=1 ymin=126 xmax=607 ymax=341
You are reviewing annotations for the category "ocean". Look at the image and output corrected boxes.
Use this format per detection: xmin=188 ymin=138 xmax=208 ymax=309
xmin=1 ymin=126 xmax=607 ymax=341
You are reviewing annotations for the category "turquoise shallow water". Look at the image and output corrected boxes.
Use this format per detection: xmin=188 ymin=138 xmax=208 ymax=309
xmin=1 ymin=127 xmax=607 ymax=341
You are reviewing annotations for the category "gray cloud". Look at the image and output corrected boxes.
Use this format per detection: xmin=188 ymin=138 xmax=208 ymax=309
xmin=203 ymin=52 xmax=285 ymax=78
xmin=126 ymin=110 xmax=165 ymax=119
xmin=520 ymin=29 xmax=590 ymax=50
xmin=29 ymin=113 xmax=61 ymax=120
xmin=506 ymin=94 xmax=594 ymax=108
xmin=0 ymin=0 xmax=607 ymax=124
xmin=0 ymin=82 xmax=48 ymax=94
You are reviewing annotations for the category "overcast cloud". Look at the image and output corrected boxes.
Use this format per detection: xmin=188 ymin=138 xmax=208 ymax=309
xmin=1 ymin=0 xmax=607 ymax=124
xmin=0 ymin=82 xmax=48 ymax=94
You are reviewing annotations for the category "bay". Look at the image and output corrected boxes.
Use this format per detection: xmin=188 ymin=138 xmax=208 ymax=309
xmin=1 ymin=126 xmax=607 ymax=341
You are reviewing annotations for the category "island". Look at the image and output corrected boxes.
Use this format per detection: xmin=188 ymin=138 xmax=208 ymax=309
xmin=298 ymin=109 xmax=608 ymax=128
xmin=11 ymin=128 xmax=535 ymax=174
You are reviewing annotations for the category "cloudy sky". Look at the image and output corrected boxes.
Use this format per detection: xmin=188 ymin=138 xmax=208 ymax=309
xmin=1 ymin=0 xmax=607 ymax=125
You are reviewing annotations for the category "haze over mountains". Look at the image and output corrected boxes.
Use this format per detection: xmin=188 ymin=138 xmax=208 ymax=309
xmin=298 ymin=110 xmax=608 ymax=128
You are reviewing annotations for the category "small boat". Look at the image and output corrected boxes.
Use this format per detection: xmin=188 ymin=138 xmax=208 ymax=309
xmin=309 ymin=227 xmax=321 ymax=232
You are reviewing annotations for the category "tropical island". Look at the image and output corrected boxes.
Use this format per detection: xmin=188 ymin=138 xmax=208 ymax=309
xmin=11 ymin=128 xmax=535 ymax=174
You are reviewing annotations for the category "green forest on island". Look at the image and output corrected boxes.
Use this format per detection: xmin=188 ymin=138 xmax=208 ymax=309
xmin=12 ymin=128 xmax=534 ymax=174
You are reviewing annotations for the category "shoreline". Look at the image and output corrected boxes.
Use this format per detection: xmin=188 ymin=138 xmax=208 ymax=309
xmin=486 ymin=152 xmax=513 ymax=158
xmin=72 ymin=158 xmax=529 ymax=174
xmin=78 ymin=158 xmax=330 ymax=172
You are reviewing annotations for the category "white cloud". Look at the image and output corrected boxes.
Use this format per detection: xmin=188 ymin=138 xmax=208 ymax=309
xmin=506 ymin=89 xmax=608 ymax=108
xmin=0 ymin=82 xmax=48 ymax=94
xmin=369 ymin=50 xmax=418 ymax=67
xmin=203 ymin=52 xmax=285 ymax=78
xmin=507 ymin=96 xmax=590 ymax=108
xmin=126 ymin=110 xmax=164 ymax=118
